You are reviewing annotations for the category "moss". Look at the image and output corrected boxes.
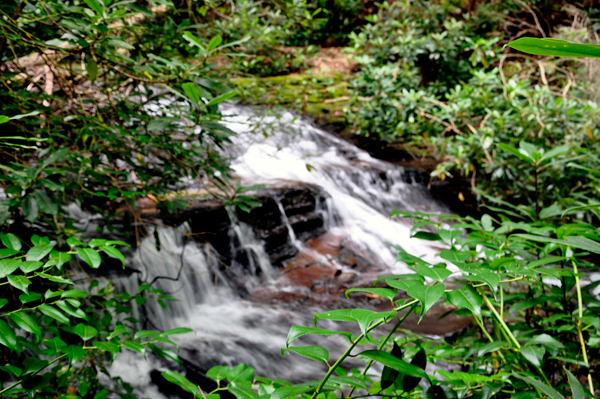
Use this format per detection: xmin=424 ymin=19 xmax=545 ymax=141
xmin=232 ymin=74 xmax=350 ymax=124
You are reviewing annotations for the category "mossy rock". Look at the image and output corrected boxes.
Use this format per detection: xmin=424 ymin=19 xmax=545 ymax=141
xmin=232 ymin=74 xmax=349 ymax=124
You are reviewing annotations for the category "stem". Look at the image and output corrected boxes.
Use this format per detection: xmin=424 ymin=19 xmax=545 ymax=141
xmin=474 ymin=315 xmax=506 ymax=363
xmin=347 ymin=304 xmax=417 ymax=396
xmin=572 ymin=259 xmax=595 ymax=394
xmin=481 ymin=292 xmax=520 ymax=349
xmin=310 ymin=300 xmax=418 ymax=399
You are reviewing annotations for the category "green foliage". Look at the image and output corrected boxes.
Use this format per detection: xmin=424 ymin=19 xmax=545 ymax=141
xmin=346 ymin=0 xmax=600 ymax=211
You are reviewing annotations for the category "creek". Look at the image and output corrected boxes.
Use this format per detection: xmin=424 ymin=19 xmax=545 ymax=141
xmin=91 ymin=106 xmax=466 ymax=398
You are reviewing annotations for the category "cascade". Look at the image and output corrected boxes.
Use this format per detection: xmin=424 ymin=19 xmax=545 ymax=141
xmin=105 ymin=105 xmax=453 ymax=398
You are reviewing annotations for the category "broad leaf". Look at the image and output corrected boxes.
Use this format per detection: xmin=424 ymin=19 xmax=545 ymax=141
xmin=162 ymin=370 xmax=198 ymax=396
xmin=285 ymin=326 xmax=352 ymax=347
xmin=0 ymin=320 xmax=18 ymax=351
xmin=511 ymin=373 xmax=564 ymax=399
xmin=406 ymin=282 xmax=445 ymax=322
xmin=8 ymin=275 xmax=31 ymax=294
xmin=403 ymin=347 xmax=427 ymax=392
xmin=61 ymin=345 xmax=86 ymax=365
xmin=359 ymin=350 xmax=431 ymax=383
xmin=282 ymin=346 xmax=329 ymax=363
xmin=314 ymin=309 xmax=356 ymax=326
xmin=416 ymin=264 xmax=452 ymax=282
xmin=447 ymin=286 xmax=483 ymax=322
xmin=26 ymin=244 xmax=54 ymax=261
xmin=73 ymin=323 xmax=98 ymax=341
xmin=508 ymin=38 xmax=600 ymax=59
xmin=77 ymin=247 xmax=102 ymax=268
xmin=10 ymin=312 xmax=42 ymax=337
xmin=38 ymin=304 xmax=70 ymax=325
xmin=563 ymin=367 xmax=585 ymax=399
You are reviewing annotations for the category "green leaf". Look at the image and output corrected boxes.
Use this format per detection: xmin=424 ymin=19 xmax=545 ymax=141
xmin=271 ymin=386 xmax=313 ymax=399
xmin=0 ymin=259 xmax=21 ymax=277
xmin=0 ymin=233 xmax=22 ymax=251
xmin=94 ymin=391 xmax=109 ymax=399
xmin=0 ymin=298 xmax=8 ymax=309
xmin=0 ymin=248 xmax=19 ymax=259
xmin=84 ymin=0 xmax=104 ymax=15
xmin=108 ymin=324 xmax=128 ymax=340
xmin=358 ymin=350 xmax=431 ymax=383
xmin=22 ymin=358 xmax=49 ymax=375
xmin=61 ymin=289 xmax=87 ymax=298
xmin=160 ymin=327 xmax=194 ymax=336
xmin=86 ymin=58 xmax=98 ymax=81
xmin=446 ymin=286 xmax=483 ymax=322
xmin=508 ymin=38 xmax=600 ymax=58
xmin=206 ymin=366 xmax=229 ymax=382
xmin=403 ymin=347 xmax=427 ymax=392
xmin=55 ymin=300 xmax=87 ymax=320
xmin=122 ymin=340 xmax=145 ymax=354
xmin=439 ymin=249 xmax=471 ymax=263
xmin=282 ymin=346 xmax=329 ymax=363
xmin=19 ymin=292 xmax=42 ymax=304
xmin=206 ymin=91 xmax=237 ymax=107
xmin=0 ymin=364 xmax=22 ymax=376
xmin=406 ymin=282 xmax=445 ymax=322
xmin=34 ymin=190 xmax=58 ymax=215
xmin=148 ymin=343 xmax=180 ymax=365
xmin=563 ymin=367 xmax=585 ymax=399
xmin=73 ymin=323 xmax=98 ymax=341
xmin=511 ymin=373 xmax=564 ymax=399
xmin=351 ymin=309 xmax=393 ymax=339
xmin=381 ymin=342 xmax=402 ymax=390
xmin=345 ymin=288 xmax=396 ymax=301
xmin=0 ymin=319 xmax=18 ymax=351
xmin=61 ymin=345 xmax=86 ymax=365
xmin=285 ymin=326 xmax=352 ymax=347
xmin=109 ymin=39 xmax=134 ymax=50
xmin=38 ymin=304 xmax=70 ymax=324
xmin=207 ymin=35 xmax=223 ymax=52
xmin=183 ymin=31 xmax=206 ymax=50
xmin=10 ymin=312 xmax=42 ymax=337
xmin=93 ymin=341 xmax=120 ymax=361
xmin=102 ymin=246 xmax=124 ymax=265
xmin=8 ymin=275 xmax=32 ymax=293
xmin=20 ymin=261 xmax=43 ymax=273
xmin=314 ymin=309 xmax=356 ymax=326
xmin=162 ymin=370 xmax=198 ymax=396
xmin=412 ymin=231 xmax=442 ymax=241
xmin=0 ymin=115 xmax=9 ymax=124
xmin=134 ymin=330 xmax=160 ymax=340
xmin=465 ymin=269 xmax=500 ymax=292
xmin=416 ymin=264 xmax=452 ymax=282
xmin=386 ymin=278 xmax=420 ymax=292
xmin=498 ymin=143 xmax=532 ymax=164
xmin=26 ymin=244 xmax=54 ymax=261
xmin=520 ymin=345 xmax=545 ymax=368
xmin=22 ymin=195 xmax=39 ymax=222
xmin=513 ymin=234 xmax=600 ymax=254
xmin=539 ymin=204 xmax=564 ymax=219
xmin=77 ymin=247 xmax=102 ymax=268
xmin=36 ymin=272 xmax=74 ymax=285
xmin=182 ymin=82 xmax=202 ymax=104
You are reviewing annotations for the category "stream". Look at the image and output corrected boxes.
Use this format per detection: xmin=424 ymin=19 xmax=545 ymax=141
xmin=96 ymin=105 xmax=456 ymax=398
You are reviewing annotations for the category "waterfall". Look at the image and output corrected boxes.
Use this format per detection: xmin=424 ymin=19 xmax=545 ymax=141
xmin=105 ymin=105 xmax=449 ymax=397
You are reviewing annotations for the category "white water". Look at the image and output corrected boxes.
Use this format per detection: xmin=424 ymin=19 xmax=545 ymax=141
xmin=107 ymin=105 xmax=448 ymax=398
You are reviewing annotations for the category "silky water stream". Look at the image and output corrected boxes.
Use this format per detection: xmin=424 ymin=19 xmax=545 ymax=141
xmin=100 ymin=106 xmax=454 ymax=398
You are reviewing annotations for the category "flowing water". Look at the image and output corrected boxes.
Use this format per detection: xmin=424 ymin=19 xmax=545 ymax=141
xmin=104 ymin=105 xmax=450 ymax=398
